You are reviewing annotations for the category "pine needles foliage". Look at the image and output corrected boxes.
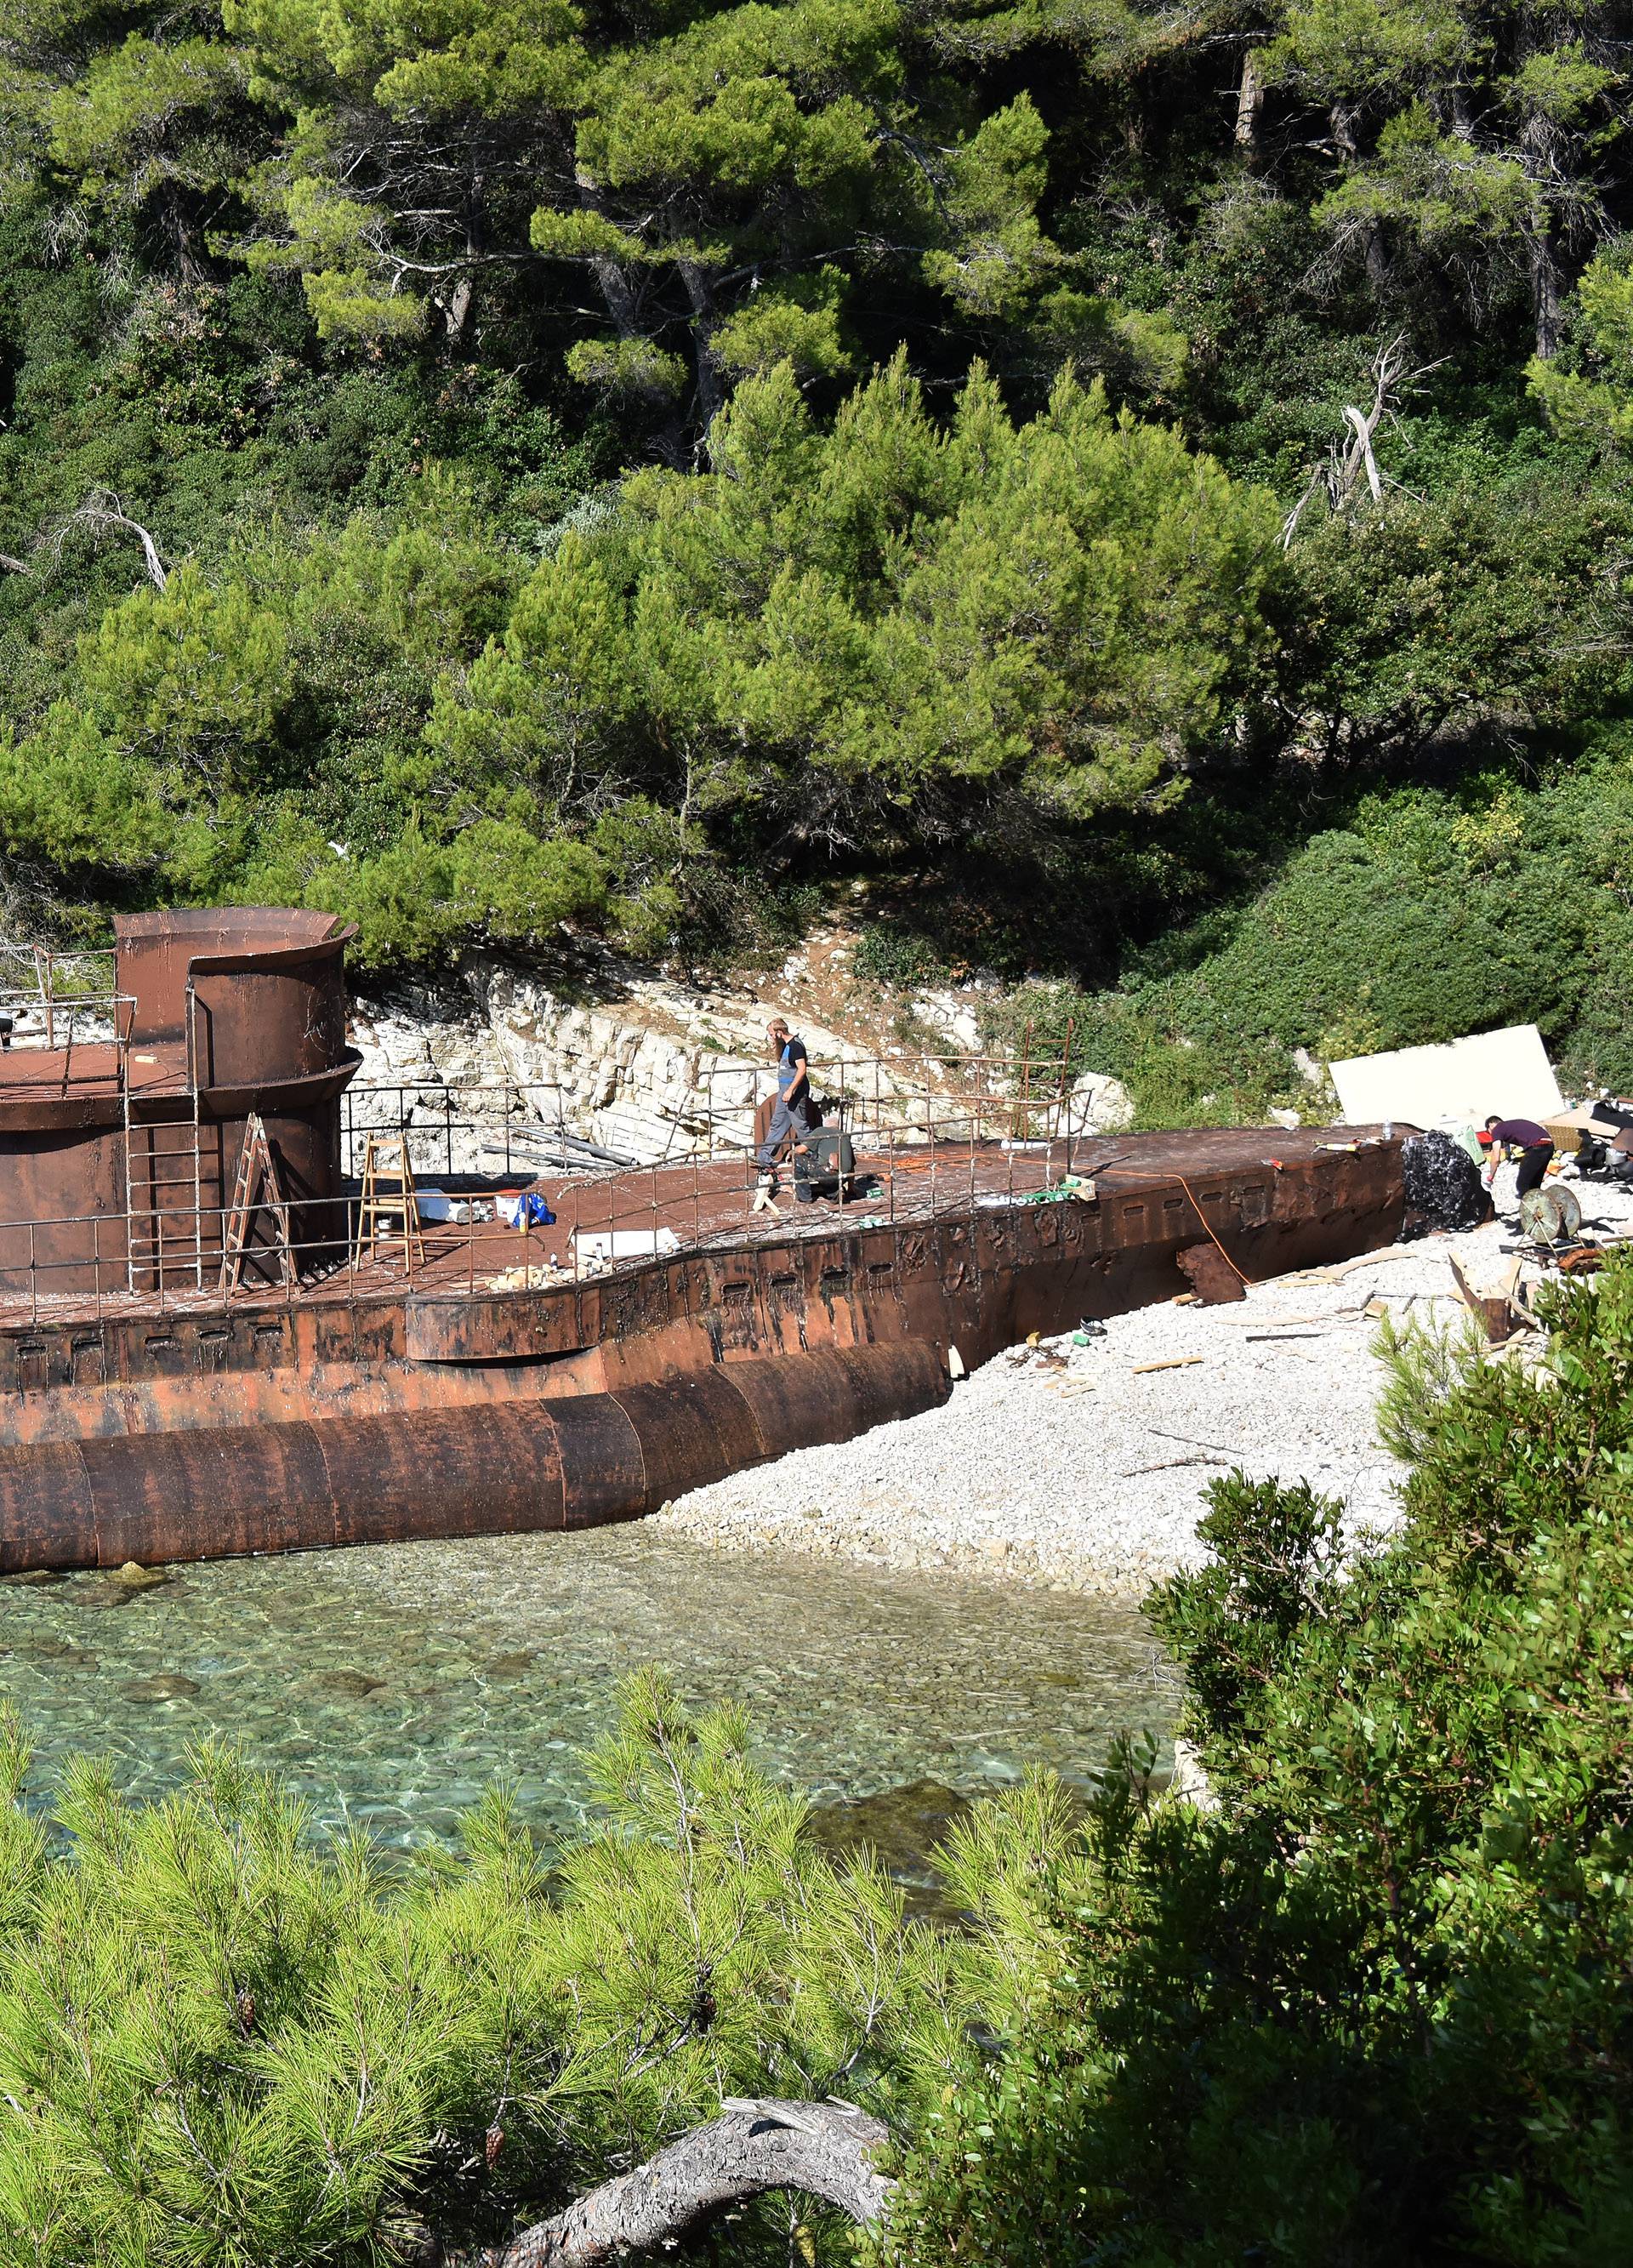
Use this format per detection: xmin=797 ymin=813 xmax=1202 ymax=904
xmin=882 ymin=1257 xmax=1633 ymax=2268
xmin=0 ymin=1667 xmax=953 ymax=2265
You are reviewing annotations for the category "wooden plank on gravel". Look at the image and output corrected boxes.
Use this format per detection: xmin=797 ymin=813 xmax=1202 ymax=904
xmin=1276 ymin=1243 xmax=1419 ymax=1287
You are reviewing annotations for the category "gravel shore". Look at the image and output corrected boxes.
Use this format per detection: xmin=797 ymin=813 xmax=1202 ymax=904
xmin=656 ymin=1164 xmax=1633 ymax=1596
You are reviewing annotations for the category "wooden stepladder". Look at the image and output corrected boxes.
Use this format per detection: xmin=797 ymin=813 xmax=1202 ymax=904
xmin=352 ymin=1133 xmax=425 ymax=1270
xmin=221 ymin=1113 xmax=297 ymax=1291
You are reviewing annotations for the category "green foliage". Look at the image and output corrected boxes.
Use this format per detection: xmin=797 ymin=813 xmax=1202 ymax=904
xmin=426 ymin=356 xmax=1280 ymax=872
xmin=852 ymin=922 xmax=949 ymax=989
xmin=1283 ymin=472 xmax=1633 ymax=755
xmin=1 ymin=0 xmax=1632 ymax=1003
xmin=1530 ymin=246 xmax=1633 ymax=448
xmin=1372 ymin=1302 xmax=1482 ymax=1464
xmin=216 ymin=0 xmax=1066 ymax=426
xmin=986 ymin=745 xmax=1633 ymax=1123
xmin=0 ymin=1672 xmax=937 ymax=2264
xmin=885 ymin=1254 xmax=1633 ymax=2268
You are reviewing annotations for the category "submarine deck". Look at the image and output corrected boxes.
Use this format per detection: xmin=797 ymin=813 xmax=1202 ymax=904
xmin=0 ymin=1124 xmax=1391 ymax=1329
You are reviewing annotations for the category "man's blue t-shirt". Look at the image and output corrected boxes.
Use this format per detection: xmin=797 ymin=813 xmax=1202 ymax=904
xmin=777 ymin=1035 xmax=808 ymax=1095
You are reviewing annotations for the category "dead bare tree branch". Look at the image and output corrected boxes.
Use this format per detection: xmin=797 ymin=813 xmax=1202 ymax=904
xmin=471 ymin=2099 xmax=895 ymax=2268
xmin=1282 ymin=336 xmax=1448 ymax=550
xmin=0 ymin=487 xmax=175 ymax=591
xmin=51 ymin=488 xmax=169 ymax=589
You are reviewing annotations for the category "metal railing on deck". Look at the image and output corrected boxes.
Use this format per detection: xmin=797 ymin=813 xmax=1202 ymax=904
xmin=0 ymin=986 xmax=135 ymax=1070
xmin=341 ymin=1080 xmax=590 ymax=1182
xmin=0 ymin=1050 xmax=1097 ymax=1323
xmin=339 ymin=1046 xmax=1085 ymax=1165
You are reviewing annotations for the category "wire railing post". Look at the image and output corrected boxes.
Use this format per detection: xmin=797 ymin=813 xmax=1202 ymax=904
xmin=969 ymin=1082 xmax=977 ymax=1217
xmin=1057 ymin=1014 xmax=1076 ymax=1178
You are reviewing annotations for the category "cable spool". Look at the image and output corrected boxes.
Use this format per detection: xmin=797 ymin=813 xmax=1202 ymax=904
xmin=1518 ymin=1182 xmax=1583 ymax=1245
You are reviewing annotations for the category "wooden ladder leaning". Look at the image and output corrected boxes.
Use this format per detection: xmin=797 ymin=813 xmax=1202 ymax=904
xmin=221 ymin=1113 xmax=297 ymax=1291
xmin=352 ymin=1133 xmax=425 ymax=1270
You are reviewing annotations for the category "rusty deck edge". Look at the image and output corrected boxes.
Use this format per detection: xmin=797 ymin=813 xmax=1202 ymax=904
xmin=0 ymin=1344 xmax=955 ymax=1574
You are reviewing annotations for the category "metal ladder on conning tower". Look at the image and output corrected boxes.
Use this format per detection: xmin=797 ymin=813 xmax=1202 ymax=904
xmin=123 ymin=1085 xmax=207 ymax=1291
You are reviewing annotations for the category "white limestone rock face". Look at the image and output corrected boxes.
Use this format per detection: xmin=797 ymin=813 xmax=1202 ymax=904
xmin=910 ymin=993 xmax=984 ymax=1053
xmin=345 ymin=972 xmax=520 ymax=1175
xmin=348 ymin=939 xmax=1130 ymax=1171
xmin=1067 ymin=1069 xmax=1134 ymax=1137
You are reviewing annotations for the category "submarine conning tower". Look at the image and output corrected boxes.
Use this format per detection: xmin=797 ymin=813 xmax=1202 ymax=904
xmin=0 ymin=909 xmax=361 ymax=1296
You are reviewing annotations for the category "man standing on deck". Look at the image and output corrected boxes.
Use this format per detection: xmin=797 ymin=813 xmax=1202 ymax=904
xmin=1482 ymin=1114 xmax=1556 ymax=1204
xmin=755 ymin=1017 xmax=816 ymax=1193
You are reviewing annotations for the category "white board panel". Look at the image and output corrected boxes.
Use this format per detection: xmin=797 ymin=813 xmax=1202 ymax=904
xmin=1329 ymin=1024 xmax=1562 ymax=1130
xmin=572 ymin=1228 xmax=680 ymax=1262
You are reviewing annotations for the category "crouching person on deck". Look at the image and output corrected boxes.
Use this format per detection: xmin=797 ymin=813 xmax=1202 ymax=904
xmin=755 ymin=1017 xmax=817 ymax=1194
xmin=1482 ymin=1114 xmax=1556 ymax=1205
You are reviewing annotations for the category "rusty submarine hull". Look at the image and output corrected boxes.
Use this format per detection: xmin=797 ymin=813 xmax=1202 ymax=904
xmin=0 ymin=909 xmax=1408 ymax=1573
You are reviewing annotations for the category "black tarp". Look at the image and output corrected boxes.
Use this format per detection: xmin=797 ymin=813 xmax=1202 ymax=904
xmin=1403 ymin=1130 xmax=1492 ymax=1234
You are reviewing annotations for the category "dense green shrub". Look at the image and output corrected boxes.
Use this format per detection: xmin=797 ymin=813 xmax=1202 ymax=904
xmin=987 ymin=744 xmax=1633 ymax=1122
xmin=884 ymin=1258 xmax=1633 ymax=2267
xmin=0 ymin=356 xmax=1281 ymax=966
xmin=851 ymin=924 xmax=950 ymax=991
xmin=0 ymin=1674 xmax=935 ymax=2263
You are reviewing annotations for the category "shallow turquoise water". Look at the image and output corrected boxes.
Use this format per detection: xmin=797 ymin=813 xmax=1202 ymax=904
xmin=0 ymin=1528 xmax=1180 ymax=1849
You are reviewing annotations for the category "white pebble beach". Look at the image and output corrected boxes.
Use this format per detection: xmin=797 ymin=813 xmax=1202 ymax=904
xmin=656 ymin=1161 xmax=1633 ymax=1596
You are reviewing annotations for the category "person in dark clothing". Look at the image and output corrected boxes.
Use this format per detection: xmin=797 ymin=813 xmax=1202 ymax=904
xmin=1483 ymin=1115 xmax=1556 ymax=1199
xmin=755 ymin=1017 xmax=817 ymax=1186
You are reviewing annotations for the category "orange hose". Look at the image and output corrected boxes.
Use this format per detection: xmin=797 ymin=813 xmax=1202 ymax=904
xmin=1171 ymin=1169 xmax=1257 ymax=1285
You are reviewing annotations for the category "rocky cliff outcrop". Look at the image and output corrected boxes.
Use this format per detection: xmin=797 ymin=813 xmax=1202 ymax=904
xmin=348 ymin=934 xmax=1131 ymax=1177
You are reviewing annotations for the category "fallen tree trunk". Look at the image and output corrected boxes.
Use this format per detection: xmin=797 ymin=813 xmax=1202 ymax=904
xmin=479 ymin=2100 xmax=895 ymax=2268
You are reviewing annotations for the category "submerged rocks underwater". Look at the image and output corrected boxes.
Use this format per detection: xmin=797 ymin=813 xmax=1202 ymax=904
xmin=0 ymin=1524 xmax=1180 ymax=1855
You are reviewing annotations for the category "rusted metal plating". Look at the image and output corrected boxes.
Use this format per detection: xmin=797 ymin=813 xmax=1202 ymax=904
xmin=0 ymin=1130 xmax=1405 ymax=1571
xmin=0 ymin=909 xmax=359 ymax=1296
xmin=0 ymin=1345 xmax=950 ymax=1569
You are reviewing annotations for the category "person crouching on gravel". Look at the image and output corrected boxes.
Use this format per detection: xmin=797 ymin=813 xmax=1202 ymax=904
xmin=1482 ymin=1114 xmax=1556 ymax=1206
xmin=755 ymin=1017 xmax=816 ymax=1194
